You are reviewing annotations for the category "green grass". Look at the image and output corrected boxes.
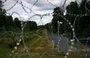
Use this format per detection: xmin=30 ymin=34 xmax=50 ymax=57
xmin=0 ymin=29 xmax=89 ymax=58
xmin=0 ymin=47 xmax=11 ymax=58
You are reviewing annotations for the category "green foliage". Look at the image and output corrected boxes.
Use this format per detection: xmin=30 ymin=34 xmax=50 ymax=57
xmin=24 ymin=21 xmax=37 ymax=31
xmin=0 ymin=48 xmax=11 ymax=58
xmin=52 ymin=7 xmax=62 ymax=33
xmin=0 ymin=7 xmax=38 ymax=49
xmin=0 ymin=15 xmax=15 ymax=31
xmin=0 ymin=31 xmax=19 ymax=48
xmin=75 ymin=16 xmax=90 ymax=37
xmin=66 ymin=2 xmax=79 ymax=14
xmin=51 ymin=7 xmax=71 ymax=34
xmin=79 ymin=0 xmax=86 ymax=14
xmin=0 ymin=5 xmax=15 ymax=31
xmin=66 ymin=1 xmax=90 ymax=37
xmin=14 ymin=18 xmax=21 ymax=31
xmin=52 ymin=1 xmax=90 ymax=37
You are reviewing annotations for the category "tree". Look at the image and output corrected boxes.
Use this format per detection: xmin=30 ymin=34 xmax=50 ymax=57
xmin=66 ymin=2 xmax=79 ymax=14
xmin=5 ymin=16 xmax=15 ymax=31
xmin=52 ymin=7 xmax=62 ymax=33
xmin=24 ymin=21 xmax=37 ymax=31
xmin=66 ymin=1 xmax=90 ymax=37
xmin=79 ymin=0 xmax=87 ymax=14
xmin=14 ymin=18 xmax=21 ymax=30
xmin=52 ymin=7 xmax=70 ymax=34
xmin=0 ymin=5 xmax=14 ymax=31
xmin=66 ymin=2 xmax=79 ymax=24
xmin=0 ymin=1 xmax=7 ymax=31
xmin=52 ymin=1 xmax=90 ymax=37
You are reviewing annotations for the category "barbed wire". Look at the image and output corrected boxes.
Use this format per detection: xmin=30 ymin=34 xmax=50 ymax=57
xmin=1 ymin=0 xmax=90 ymax=58
xmin=5 ymin=0 xmax=18 ymax=11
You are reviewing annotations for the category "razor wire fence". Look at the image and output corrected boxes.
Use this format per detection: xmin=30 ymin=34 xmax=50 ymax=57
xmin=0 ymin=0 xmax=90 ymax=58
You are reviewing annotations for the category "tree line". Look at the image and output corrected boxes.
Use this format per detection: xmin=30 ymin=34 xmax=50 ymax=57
xmin=0 ymin=0 xmax=90 ymax=37
xmin=0 ymin=1 xmax=37 ymax=32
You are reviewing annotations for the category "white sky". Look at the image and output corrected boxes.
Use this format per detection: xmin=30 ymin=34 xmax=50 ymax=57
xmin=2 ymin=0 xmax=80 ymax=25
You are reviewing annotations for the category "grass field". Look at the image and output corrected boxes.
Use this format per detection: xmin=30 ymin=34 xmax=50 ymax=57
xmin=0 ymin=29 xmax=89 ymax=58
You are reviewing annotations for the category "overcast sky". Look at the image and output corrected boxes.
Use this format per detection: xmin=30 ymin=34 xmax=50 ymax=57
xmin=2 ymin=0 xmax=81 ymax=25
